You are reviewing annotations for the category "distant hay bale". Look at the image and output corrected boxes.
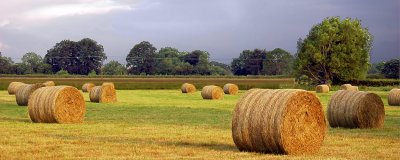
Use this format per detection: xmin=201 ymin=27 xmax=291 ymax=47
xmin=82 ymin=83 xmax=95 ymax=92
xmin=43 ymin=81 xmax=55 ymax=86
xmin=327 ymin=90 xmax=385 ymax=128
xmin=201 ymin=85 xmax=224 ymax=100
xmin=28 ymin=86 xmax=85 ymax=123
xmin=102 ymin=82 xmax=115 ymax=89
xmin=315 ymin=85 xmax=329 ymax=93
xmin=181 ymin=83 xmax=196 ymax=93
xmin=7 ymin=82 xmax=25 ymax=95
xmin=89 ymin=85 xmax=117 ymax=103
xmin=340 ymin=84 xmax=359 ymax=91
xmin=388 ymin=89 xmax=400 ymax=106
xmin=223 ymin=83 xmax=239 ymax=95
xmin=15 ymin=84 xmax=45 ymax=106
xmin=232 ymin=89 xmax=326 ymax=154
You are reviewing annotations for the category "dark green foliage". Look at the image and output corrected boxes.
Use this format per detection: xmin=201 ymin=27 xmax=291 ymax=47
xmin=126 ymin=41 xmax=157 ymax=75
xmin=102 ymin=60 xmax=127 ymax=75
xmin=381 ymin=59 xmax=399 ymax=78
xmin=45 ymin=38 xmax=107 ymax=75
xmin=0 ymin=55 xmax=14 ymax=74
xmin=294 ymin=17 xmax=373 ymax=84
xmin=336 ymin=79 xmax=400 ymax=87
xmin=263 ymin=48 xmax=293 ymax=75
xmin=231 ymin=49 xmax=267 ymax=75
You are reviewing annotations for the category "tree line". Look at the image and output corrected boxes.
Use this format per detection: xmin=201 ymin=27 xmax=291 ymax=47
xmin=0 ymin=17 xmax=398 ymax=84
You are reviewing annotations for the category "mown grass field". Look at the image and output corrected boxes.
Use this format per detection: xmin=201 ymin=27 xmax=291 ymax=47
xmin=0 ymin=88 xmax=400 ymax=159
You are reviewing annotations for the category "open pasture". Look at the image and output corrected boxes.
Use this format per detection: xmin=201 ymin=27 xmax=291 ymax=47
xmin=0 ymin=88 xmax=399 ymax=159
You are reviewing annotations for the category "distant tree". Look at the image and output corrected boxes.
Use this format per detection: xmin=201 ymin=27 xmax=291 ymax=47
xmin=210 ymin=61 xmax=232 ymax=75
xmin=231 ymin=49 xmax=266 ymax=75
xmin=175 ymin=62 xmax=193 ymax=75
xmin=14 ymin=63 xmax=30 ymax=75
xmin=21 ymin=52 xmax=44 ymax=73
xmin=0 ymin=55 xmax=14 ymax=74
xmin=126 ymin=41 xmax=157 ymax=75
xmin=102 ymin=60 xmax=126 ymax=75
xmin=368 ymin=61 xmax=385 ymax=74
xmin=381 ymin=59 xmax=399 ymax=79
xmin=183 ymin=50 xmax=211 ymax=75
xmin=294 ymin=17 xmax=373 ymax=84
xmin=263 ymin=48 xmax=293 ymax=75
xmin=45 ymin=38 xmax=106 ymax=75
xmin=155 ymin=47 xmax=184 ymax=75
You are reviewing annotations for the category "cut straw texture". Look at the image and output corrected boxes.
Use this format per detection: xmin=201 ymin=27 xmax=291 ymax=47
xmin=340 ymin=84 xmax=358 ymax=91
xmin=181 ymin=83 xmax=196 ymax=93
xmin=15 ymin=83 xmax=45 ymax=106
xmin=8 ymin=82 xmax=25 ymax=95
xmin=102 ymin=82 xmax=115 ymax=89
xmin=223 ymin=83 xmax=239 ymax=95
xmin=28 ymin=86 xmax=86 ymax=123
xmin=232 ymin=89 xmax=326 ymax=155
xmin=201 ymin=85 xmax=224 ymax=100
xmin=43 ymin=81 xmax=55 ymax=86
xmin=89 ymin=85 xmax=117 ymax=103
xmin=315 ymin=85 xmax=329 ymax=93
xmin=388 ymin=89 xmax=400 ymax=106
xmin=327 ymin=90 xmax=385 ymax=128
xmin=82 ymin=83 xmax=95 ymax=92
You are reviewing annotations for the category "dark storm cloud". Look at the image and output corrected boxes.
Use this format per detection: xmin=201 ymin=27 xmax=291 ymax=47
xmin=0 ymin=0 xmax=398 ymax=64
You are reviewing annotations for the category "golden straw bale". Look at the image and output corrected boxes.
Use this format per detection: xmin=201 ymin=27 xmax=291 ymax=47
xmin=102 ymin=82 xmax=115 ymax=89
xmin=315 ymin=85 xmax=329 ymax=93
xmin=223 ymin=83 xmax=239 ymax=95
xmin=28 ymin=86 xmax=85 ymax=123
xmin=201 ymin=85 xmax=224 ymax=100
xmin=15 ymin=83 xmax=45 ymax=106
xmin=327 ymin=90 xmax=385 ymax=128
xmin=340 ymin=84 xmax=359 ymax=91
xmin=181 ymin=83 xmax=196 ymax=93
xmin=43 ymin=81 xmax=55 ymax=86
xmin=232 ymin=89 xmax=326 ymax=154
xmin=388 ymin=89 xmax=400 ymax=106
xmin=7 ymin=82 xmax=25 ymax=95
xmin=82 ymin=83 xmax=95 ymax=92
xmin=89 ymin=85 xmax=117 ymax=103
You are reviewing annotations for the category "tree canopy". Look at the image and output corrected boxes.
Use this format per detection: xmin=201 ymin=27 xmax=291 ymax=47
xmin=294 ymin=17 xmax=373 ymax=84
xmin=126 ymin=41 xmax=157 ymax=75
xmin=263 ymin=48 xmax=293 ymax=75
xmin=102 ymin=60 xmax=126 ymax=75
xmin=381 ymin=59 xmax=399 ymax=79
xmin=45 ymin=38 xmax=107 ymax=75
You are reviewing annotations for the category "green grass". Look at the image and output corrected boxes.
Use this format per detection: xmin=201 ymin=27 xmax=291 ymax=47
xmin=0 ymin=89 xmax=399 ymax=159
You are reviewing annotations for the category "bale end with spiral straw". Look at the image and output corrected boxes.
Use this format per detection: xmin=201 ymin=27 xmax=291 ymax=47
xmin=388 ymin=89 xmax=400 ymax=106
xmin=181 ymin=83 xmax=196 ymax=93
xmin=15 ymin=83 xmax=45 ymax=106
xmin=223 ymin=83 xmax=239 ymax=95
xmin=28 ymin=86 xmax=86 ymax=123
xmin=7 ymin=82 xmax=25 ymax=95
xmin=201 ymin=85 xmax=224 ymax=100
xmin=315 ymin=85 xmax=329 ymax=93
xmin=82 ymin=83 xmax=95 ymax=92
xmin=43 ymin=81 xmax=55 ymax=86
xmin=89 ymin=85 xmax=117 ymax=103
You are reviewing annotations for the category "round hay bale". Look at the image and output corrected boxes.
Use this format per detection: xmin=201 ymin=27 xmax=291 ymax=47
xmin=89 ymin=85 xmax=117 ymax=103
xmin=388 ymin=89 xmax=400 ymax=106
xmin=43 ymin=81 xmax=55 ymax=86
xmin=82 ymin=83 xmax=95 ymax=92
xmin=340 ymin=84 xmax=358 ymax=91
xmin=201 ymin=85 xmax=224 ymax=100
xmin=102 ymin=82 xmax=115 ymax=89
xmin=181 ymin=83 xmax=196 ymax=93
xmin=315 ymin=85 xmax=329 ymax=93
xmin=15 ymin=84 xmax=45 ymax=106
xmin=28 ymin=86 xmax=85 ymax=123
xmin=327 ymin=90 xmax=385 ymax=128
xmin=232 ymin=89 xmax=326 ymax=154
xmin=7 ymin=82 xmax=25 ymax=95
xmin=223 ymin=83 xmax=239 ymax=95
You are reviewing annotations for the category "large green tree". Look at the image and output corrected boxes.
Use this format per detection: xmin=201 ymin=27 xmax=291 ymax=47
xmin=262 ymin=48 xmax=293 ymax=75
xmin=231 ymin=49 xmax=267 ymax=75
xmin=102 ymin=60 xmax=126 ymax=75
xmin=381 ymin=59 xmax=399 ymax=79
xmin=155 ymin=47 xmax=184 ymax=75
xmin=21 ymin=52 xmax=52 ymax=74
xmin=45 ymin=38 xmax=106 ymax=75
xmin=294 ymin=17 xmax=373 ymax=84
xmin=0 ymin=54 xmax=14 ymax=74
xmin=126 ymin=41 xmax=157 ymax=75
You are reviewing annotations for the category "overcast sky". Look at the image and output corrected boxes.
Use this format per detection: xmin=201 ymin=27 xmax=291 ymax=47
xmin=0 ymin=0 xmax=398 ymax=64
